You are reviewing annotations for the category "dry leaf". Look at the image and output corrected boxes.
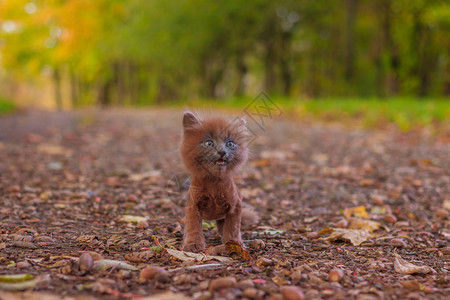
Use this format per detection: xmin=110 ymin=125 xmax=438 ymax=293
xmin=442 ymin=199 xmax=450 ymax=211
xmin=204 ymin=245 xmax=227 ymax=256
xmin=319 ymin=228 xmax=373 ymax=246
xmin=119 ymin=215 xmax=148 ymax=223
xmin=394 ymin=255 xmax=434 ymax=275
xmin=359 ymin=179 xmax=375 ymax=186
xmin=348 ymin=218 xmax=381 ymax=232
xmin=93 ymin=259 xmax=138 ymax=271
xmin=0 ymin=274 xmax=34 ymax=283
xmin=343 ymin=206 xmax=370 ymax=219
xmin=76 ymin=235 xmax=98 ymax=244
xmin=140 ymin=291 xmax=192 ymax=300
xmin=37 ymin=144 xmax=67 ymax=155
xmin=166 ymin=248 xmax=232 ymax=263
xmin=129 ymin=171 xmax=162 ymax=182
xmin=0 ymin=274 xmax=49 ymax=291
xmin=225 ymin=241 xmax=252 ymax=260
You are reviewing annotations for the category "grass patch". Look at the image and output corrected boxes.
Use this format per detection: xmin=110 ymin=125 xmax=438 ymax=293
xmin=173 ymin=97 xmax=449 ymax=131
xmin=0 ymin=98 xmax=16 ymax=115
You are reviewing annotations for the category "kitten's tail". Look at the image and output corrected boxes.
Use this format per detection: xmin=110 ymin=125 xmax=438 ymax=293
xmin=241 ymin=206 xmax=259 ymax=228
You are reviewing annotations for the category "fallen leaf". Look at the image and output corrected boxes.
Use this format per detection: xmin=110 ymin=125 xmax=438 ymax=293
xmin=225 ymin=241 xmax=252 ymax=260
xmin=168 ymin=263 xmax=224 ymax=273
xmin=37 ymin=144 xmax=67 ymax=155
xmin=0 ymin=274 xmax=49 ymax=291
xmin=348 ymin=218 xmax=381 ymax=232
xmin=252 ymin=227 xmax=284 ymax=236
xmin=250 ymin=159 xmax=270 ymax=167
xmin=204 ymin=245 xmax=227 ymax=256
xmin=394 ymin=254 xmax=434 ymax=275
xmin=76 ymin=235 xmax=98 ymax=244
xmin=119 ymin=215 xmax=148 ymax=223
xmin=140 ymin=291 xmax=191 ymax=300
xmin=319 ymin=228 xmax=373 ymax=246
xmin=93 ymin=259 xmax=138 ymax=271
xmin=443 ymin=199 xmax=450 ymax=211
xmin=359 ymin=179 xmax=375 ymax=186
xmin=343 ymin=206 xmax=370 ymax=219
xmin=9 ymin=241 xmax=37 ymax=249
xmin=0 ymin=274 xmax=34 ymax=283
xmin=165 ymin=248 xmax=232 ymax=263
xmin=400 ymin=280 xmax=422 ymax=291
xmin=129 ymin=171 xmax=162 ymax=183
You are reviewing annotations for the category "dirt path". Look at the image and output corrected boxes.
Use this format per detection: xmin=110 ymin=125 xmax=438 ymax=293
xmin=0 ymin=109 xmax=448 ymax=299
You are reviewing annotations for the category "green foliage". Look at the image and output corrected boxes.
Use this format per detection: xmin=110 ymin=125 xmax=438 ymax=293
xmin=0 ymin=98 xmax=15 ymax=114
xmin=176 ymin=97 xmax=449 ymax=131
xmin=0 ymin=0 xmax=449 ymax=106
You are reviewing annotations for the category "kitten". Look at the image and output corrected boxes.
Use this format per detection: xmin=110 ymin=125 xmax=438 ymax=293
xmin=180 ymin=111 xmax=258 ymax=252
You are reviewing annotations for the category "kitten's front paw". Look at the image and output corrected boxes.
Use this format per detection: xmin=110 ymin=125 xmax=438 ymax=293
xmin=182 ymin=241 xmax=206 ymax=253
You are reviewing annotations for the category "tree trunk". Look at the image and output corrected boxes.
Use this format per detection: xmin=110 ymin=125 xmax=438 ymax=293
xmin=280 ymin=30 xmax=292 ymax=96
xmin=262 ymin=16 xmax=277 ymax=93
xmin=69 ymin=69 xmax=79 ymax=108
xmin=345 ymin=0 xmax=357 ymax=82
xmin=381 ymin=0 xmax=400 ymax=95
xmin=97 ymin=80 xmax=112 ymax=107
xmin=53 ymin=68 xmax=63 ymax=110
xmin=234 ymin=54 xmax=247 ymax=97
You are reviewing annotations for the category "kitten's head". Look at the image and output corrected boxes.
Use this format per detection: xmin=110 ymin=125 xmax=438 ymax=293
xmin=180 ymin=111 xmax=248 ymax=178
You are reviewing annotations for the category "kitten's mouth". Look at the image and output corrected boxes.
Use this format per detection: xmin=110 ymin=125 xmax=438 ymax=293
xmin=215 ymin=159 xmax=227 ymax=167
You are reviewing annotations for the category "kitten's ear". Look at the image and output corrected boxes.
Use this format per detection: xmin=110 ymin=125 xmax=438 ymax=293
xmin=234 ymin=118 xmax=247 ymax=130
xmin=183 ymin=111 xmax=200 ymax=130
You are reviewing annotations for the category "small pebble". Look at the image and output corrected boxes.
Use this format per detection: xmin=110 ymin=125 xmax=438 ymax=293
xmin=237 ymin=279 xmax=254 ymax=289
xmin=389 ymin=238 xmax=407 ymax=248
xmin=127 ymin=194 xmax=138 ymax=202
xmin=12 ymin=235 xmax=33 ymax=242
xmin=268 ymin=294 xmax=283 ymax=300
xmin=193 ymin=291 xmax=211 ymax=300
xmin=139 ymin=266 xmax=169 ymax=283
xmin=256 ymin=257 xmax=274 ymax=267
xmin=137 ymin=220 xmax=149 ymax=229
xmin=209 ymin=277 xmax=236 ymax=291
xmin=434 ymin=209 xmax=449 ymax=218
xmin=336 ymin=219 xmax=348 ymax=228
xmin=5 ymin=185 xmax=20 ymax=193
xmin=307 ymin=232 xmax=319 ymax=239
xmin=198 ymin=280 xmax=209 ymax=290
xmin=290 ymin=268 xmax=302 ymax=281
xmin=244 ymin=288 xmax=263 ymax=299
xmin=33 ymin=236 xmax=55 ymax=243
xmin=371 ymin=194 xmax=385 ymax=205
xmin=280 ymin=286 xmax=305 ymax=300
xmin=88 ymin=251 xmax=103 ymax=261
xmin=173 ymin=274 xmax=191 ymax=285
xmin=384 ymin=214 xmax=397 ymax=224
xmin=16 ymin=261 xmax=31 ymax=268
xmin=328 ymin=268 xmax=344 ymax=282
xmin=251 ymin=239 xmax=266 ymax=249
xmin=79 ymin=252 xmax=93 ymax=272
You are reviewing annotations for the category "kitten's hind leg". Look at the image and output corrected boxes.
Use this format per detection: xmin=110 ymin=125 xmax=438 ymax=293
xmin=222 ymin=204 xmax=242 ymax=244
xmin=216 ymin=219 xmax=225 ymax=238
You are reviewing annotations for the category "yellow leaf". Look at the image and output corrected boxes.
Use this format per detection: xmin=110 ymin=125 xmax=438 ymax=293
xmin=319 ymin=228 xmax=373 ymax=246
xmin=348 ymin=218 xmax=381 ymax=232
xmin=343 ymin=206 xmax=370 ymax=219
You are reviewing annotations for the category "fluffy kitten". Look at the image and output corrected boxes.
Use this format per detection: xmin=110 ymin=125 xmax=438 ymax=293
xmin=180 ymin=111 xmax=257 ymax=252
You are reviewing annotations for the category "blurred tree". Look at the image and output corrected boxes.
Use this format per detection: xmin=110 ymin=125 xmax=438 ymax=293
xmin=0 ymin=0 xmax=449 ymax=106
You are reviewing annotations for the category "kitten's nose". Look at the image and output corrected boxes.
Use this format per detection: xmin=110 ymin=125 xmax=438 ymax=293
xmin=218 ymin=151 xmax=226 ymax=157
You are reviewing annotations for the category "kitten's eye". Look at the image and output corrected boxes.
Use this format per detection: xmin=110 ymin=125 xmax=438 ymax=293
xmin=203 ymin=140 xmax=214 ymax=147
xmin=226 ymin=141 xmax=236 ymax=149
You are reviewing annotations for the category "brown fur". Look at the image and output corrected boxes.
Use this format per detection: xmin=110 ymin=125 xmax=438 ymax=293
xmin=180 ymin=111 xmax=257 ymax=252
